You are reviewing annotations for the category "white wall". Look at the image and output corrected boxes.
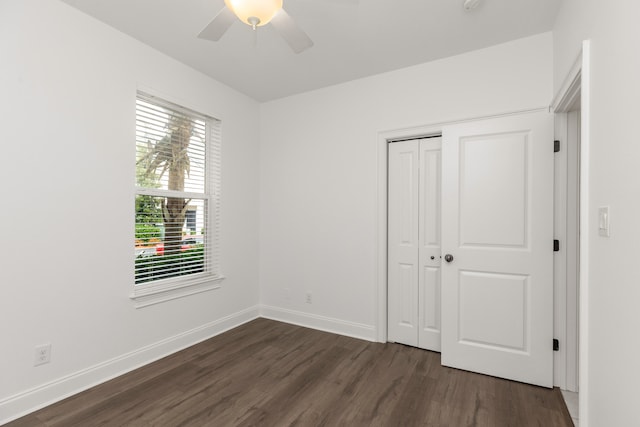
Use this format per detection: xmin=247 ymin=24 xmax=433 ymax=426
xmin=259 ymin=33 xmax=553 ymax=338
xmin=0 ymin=0 xmax=260 ymax=421
xmin=554 ymin=1 xmax=640 ymax=426
xmin=13 ymin=2 xmax=632 ymax=421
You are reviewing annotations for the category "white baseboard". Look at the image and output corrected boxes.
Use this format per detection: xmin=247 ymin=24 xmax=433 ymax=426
xmin=0 ymin=305 xmax=260 ymax=425
xmin=1 ymin=305 xmax=375 ymax=424
xmin=260 ymin=305 xmax=376 ymax=342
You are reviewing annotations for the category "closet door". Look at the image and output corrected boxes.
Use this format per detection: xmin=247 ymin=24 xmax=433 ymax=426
xmin=417 ymin=138 xmax=442 ymax=351
xmin=388 ymin=140 xmax=420 ymax=347
xmin=388 ymin=138 xmax=442 ymax=351
xmin=440 ymin=111 xmax=554 ymax=387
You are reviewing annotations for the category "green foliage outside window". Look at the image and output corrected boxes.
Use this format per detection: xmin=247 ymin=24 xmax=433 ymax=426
xmin=135 ymin=246 xmax=204 ymax=284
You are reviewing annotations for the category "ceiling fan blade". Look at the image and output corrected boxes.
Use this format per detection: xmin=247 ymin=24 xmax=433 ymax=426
xmin=270 ymin=9 xmax=314 ymax=54
xmin=198 ymin=7 xmax=237 ymax=41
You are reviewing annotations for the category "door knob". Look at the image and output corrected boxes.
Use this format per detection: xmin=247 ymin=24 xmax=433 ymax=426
xmin=444 ymin=254 xmax=454 ymax=263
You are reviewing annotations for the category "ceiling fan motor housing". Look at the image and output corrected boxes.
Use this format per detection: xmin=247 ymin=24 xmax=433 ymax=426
xmin=463 ymin=0 xmax=480 ymax=11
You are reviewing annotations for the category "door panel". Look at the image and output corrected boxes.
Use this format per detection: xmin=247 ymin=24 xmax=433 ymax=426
xmin=418 ymin=138 xmax=442 ymax=351
xmin=421 ymin=266 xmax=440 ymax=337
xmin=458 ymin=271 xmax=528 ymax=351
xmin=459 ymin=132 xmax=528 ymax=247
xmin=388 ymin=141 xmax=419 ymax=347
xmin=441 ymin=112 xmax=553 ymax=387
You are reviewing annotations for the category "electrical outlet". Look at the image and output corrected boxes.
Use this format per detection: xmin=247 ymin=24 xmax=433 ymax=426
xmin=34 ymin=344 xmax=51 ymax=366
xmin=305 ymin=292 xmax=312 ymax=304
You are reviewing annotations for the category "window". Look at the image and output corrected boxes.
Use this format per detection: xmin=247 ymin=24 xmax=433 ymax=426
xmin=132 ymin=92 xmax=222 ymax=307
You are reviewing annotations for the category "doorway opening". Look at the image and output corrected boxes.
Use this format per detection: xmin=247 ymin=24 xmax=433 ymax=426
xmin=552 ymin=46 xmax=586 ymax=426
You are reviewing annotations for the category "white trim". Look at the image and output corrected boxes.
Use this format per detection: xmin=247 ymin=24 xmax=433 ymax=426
xmin=0 ymin=306 xmax=260 ymax=425
xmin=553 ymin=111 xmax=569 ymax=390
xmin=136 ymin=188 xmax=209 ymax=200
xmin=552 ymin=53 xmax=583 ymax=112
xmin=260 ymin=305 xmax=376 ymax=342
xmin=380 ymin=107 xmax=548 ymax=141
xmin=130 ymin=275 xmax=225 ymax=308
xmin=565 ymin=110 xmax=580 ymax=391
xmin=578 ymin=39 xmax=591 ymax=427
xmin=375 ymin=107 xmax=549 ymax=343
xmin=552 ymin=46 xmax=586 ymax=396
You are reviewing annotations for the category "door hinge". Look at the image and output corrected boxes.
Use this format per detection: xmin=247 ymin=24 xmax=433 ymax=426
xmin=553 ymin=239 xmax=560 ymax=252
xmin=554 ymin=140 xmax=560 ymax=153
xmin=553 ymin=339 xmax=560 ymax=351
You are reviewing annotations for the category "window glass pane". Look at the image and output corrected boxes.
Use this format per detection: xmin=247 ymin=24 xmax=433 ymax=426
xmin=136 ymin=100 xmax=206 ymax=193
xmin=135 ymin=195 xmax=207 ymax=284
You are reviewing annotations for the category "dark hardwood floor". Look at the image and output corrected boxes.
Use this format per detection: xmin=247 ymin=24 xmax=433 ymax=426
xmin=7 ymin=318 xmax=573 ymax=427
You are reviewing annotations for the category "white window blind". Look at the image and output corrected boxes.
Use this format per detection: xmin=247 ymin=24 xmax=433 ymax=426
xmin=133 ymin=92 xmax=222 ymax=305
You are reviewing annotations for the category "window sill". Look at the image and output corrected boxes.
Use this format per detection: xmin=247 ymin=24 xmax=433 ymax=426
xmin=130 ymin=274 xmax=225 ymax=308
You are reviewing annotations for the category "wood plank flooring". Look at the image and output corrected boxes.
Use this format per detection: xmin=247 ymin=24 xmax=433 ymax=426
xmin=7 ymin=318 xmax=574 ymax=427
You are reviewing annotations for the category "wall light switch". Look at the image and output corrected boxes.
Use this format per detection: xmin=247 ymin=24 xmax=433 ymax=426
xmin=598 ymin=206 xmax=610 ymax=237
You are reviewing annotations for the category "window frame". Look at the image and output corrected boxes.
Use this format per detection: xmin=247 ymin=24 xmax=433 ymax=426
xmin=131 ymin=92 xmax=224 ymax=308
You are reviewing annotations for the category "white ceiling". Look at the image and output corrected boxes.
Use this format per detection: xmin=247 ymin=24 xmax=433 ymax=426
xmin=61 ymin=0 xmax=561 ymax=102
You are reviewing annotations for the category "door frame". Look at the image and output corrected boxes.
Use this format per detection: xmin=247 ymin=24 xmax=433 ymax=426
xmin=552 ymin=52 xmax=582 ymax=392
xmin=550 ymin=40 xmax=591 ymax=426
xmin=375 ymin=108 xmax=549 ymax=344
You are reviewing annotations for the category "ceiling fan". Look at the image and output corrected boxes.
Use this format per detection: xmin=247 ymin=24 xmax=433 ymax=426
xmin=198 ymin=0 xmax=355 ymax=54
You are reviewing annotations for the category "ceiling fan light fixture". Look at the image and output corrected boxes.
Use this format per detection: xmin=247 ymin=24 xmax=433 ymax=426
xmin=224 ymin=0 xmax=283 ymax=27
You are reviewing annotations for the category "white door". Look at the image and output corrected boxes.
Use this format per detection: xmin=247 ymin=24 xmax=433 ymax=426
xmin=388 ymin=137 xmax=442 ymax=351
xmin=440 ymin=111 xmax=554 ymax=387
